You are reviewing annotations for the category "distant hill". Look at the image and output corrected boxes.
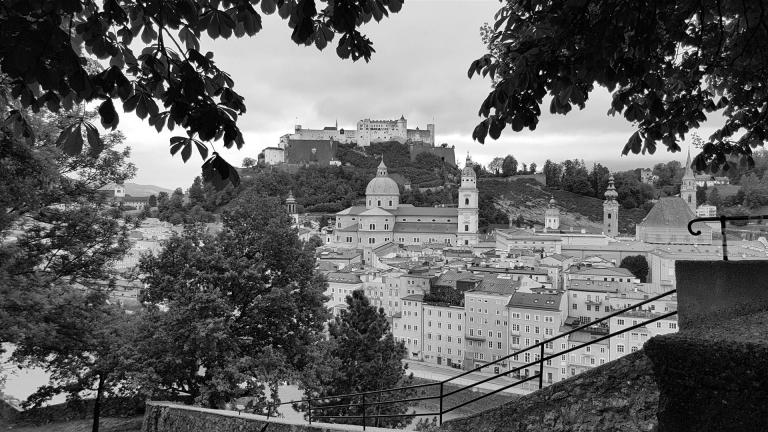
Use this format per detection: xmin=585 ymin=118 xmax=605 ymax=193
xmin=100 ymin=183 xmax=173 ymax=197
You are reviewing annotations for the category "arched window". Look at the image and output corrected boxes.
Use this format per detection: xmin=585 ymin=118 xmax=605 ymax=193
xmin=389 ymin=200 xmax=393 ymax=206
xmin=465 ymin=198 xmax=470 ymax=205
xmin=377 ymin=200 xmax=381 ymax=206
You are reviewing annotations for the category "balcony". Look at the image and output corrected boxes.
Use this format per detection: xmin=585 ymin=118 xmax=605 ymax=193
xmin=465 ymin=333 xmax=486 ymax=341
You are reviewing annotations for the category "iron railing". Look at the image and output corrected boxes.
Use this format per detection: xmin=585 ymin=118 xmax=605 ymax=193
xmin=262 ymin=289 xmax=677 ymax=429
xmin=688 ymin=214 xmax=768 ymax=260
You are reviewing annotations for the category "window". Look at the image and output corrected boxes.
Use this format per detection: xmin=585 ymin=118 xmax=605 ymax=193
xmin=525 ymin=314 xmax=531 ymax=320
xmin=617 ymin=345 xmax=625 ymax=353
xmin=572 ymin=304 xmax=577 ymax=310
xmin=617 ymin=319 xmax=625 ymax=325
xmin=465 ymin=198 xmax=469 ymax=205
xmin=369 ymin=224 xmax=376 ymax=230
xmin=669 ymin=323 xmax=677 ymax=329
xmin=464 ymin=225 xmax=469 ymax=232
xmin=524 ymin=325 xmax=530 ymax=333
xmin=497 ymin=342 xmax=502 ymax=349
xmin=497 ymin=331 xmax=502 ymax=338
xmin=488 ymin=341 xmax=493 ymax=348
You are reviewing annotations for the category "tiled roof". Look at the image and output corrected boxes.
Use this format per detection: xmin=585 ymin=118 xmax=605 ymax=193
xmin=336 ymin=206 xmax=368 ymax=216
xmin=496 ymin=228 xmax=562 ymax=241
xmin=567 ymin=267 xmax=635 ymax=277
xmin=507 ymin=292 xmax=563 ymax=311
xmin=473 ymin=274 xmax=520 ymax=295
xmin=393 ymin=222 xmax=456 ymax=234
xmin=468 ymin=266 xmax=548 ymax=276
xmin=360 ymin=207 xmax=394 ymax=216
xmin=639 ymin=197 xmax=697 ymax=227
xmin=326 ymin=272 xmax=362 ymax=284
xmin=394 ymin=207 xmax=458 ymax=217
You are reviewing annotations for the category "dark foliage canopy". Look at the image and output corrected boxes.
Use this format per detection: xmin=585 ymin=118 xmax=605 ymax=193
xmin=471 ymin=0 xmax=768 ymax=172
xmin=0 ymin=0 xmax=402 ymax=188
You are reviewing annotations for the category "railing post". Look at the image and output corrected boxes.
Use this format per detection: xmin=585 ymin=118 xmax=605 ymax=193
xmin=308 ymin=397 xmax=312 ymax=425
xmin=539 ymin=344 xmax=544 ymax=389
xmin=439 ymin=382 xmax=444 ymax=425
xmin=720 ymin=215 xmax=729 ymax=261
xmin=362 ymin=393 xmax=366 ymax=430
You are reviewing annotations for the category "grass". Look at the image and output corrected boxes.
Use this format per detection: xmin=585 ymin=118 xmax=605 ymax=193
xmin=0 ymin=417 xmax=143 ymax=432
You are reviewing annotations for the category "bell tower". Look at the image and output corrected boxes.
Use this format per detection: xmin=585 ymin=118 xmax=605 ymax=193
xmin=603 ymin=174 xmax=619 ymax=237
xmin=457 ymin=154 xmax=479 ymax=246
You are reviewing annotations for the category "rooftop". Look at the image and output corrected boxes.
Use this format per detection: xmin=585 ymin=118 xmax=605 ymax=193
xmin=507 ymin=292 xmax=563 ymax=311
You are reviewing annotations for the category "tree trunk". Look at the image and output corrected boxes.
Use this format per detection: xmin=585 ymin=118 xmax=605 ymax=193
xmin=92 ymin=374 xmax=105 ymax=432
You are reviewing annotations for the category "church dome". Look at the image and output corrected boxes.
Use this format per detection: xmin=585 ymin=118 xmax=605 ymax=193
xmin=366 ymin=160 xmax=400 ymax=196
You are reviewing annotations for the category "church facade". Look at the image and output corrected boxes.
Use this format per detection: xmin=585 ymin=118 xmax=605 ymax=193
xmin=329 ymin=158 xmax=479 ymax=252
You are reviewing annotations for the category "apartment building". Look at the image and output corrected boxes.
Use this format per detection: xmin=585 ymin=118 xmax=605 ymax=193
xmin=325 ymin=272 xmax=364 ymax=315
xmin=506 ymin=291 xmax=567 ymax=385
xmin=608 ymin=310 xmax=678 ymax=361
xmin=392 ymin=294 xmax=424 ymax=360
xmin=463 ymin=276 xmax=519 ymax=371
xmin=422 ymin=303 xmax=465 ymax=369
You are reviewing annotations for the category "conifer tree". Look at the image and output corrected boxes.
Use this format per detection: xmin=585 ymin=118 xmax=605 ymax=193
xmin=301 ymin=290 xmax=413 ymax=428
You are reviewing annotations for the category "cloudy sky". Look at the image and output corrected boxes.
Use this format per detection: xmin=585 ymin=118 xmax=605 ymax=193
xmin=120 ymin=0 xmax=708 ymax=189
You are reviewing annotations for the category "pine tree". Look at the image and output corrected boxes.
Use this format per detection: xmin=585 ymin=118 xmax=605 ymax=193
xmin=302 ymin=290 xmax=414 ymax=428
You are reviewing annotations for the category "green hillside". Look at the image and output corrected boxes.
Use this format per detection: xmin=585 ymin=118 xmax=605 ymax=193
xmin=478 ymin=178 xmax=649 ymax=234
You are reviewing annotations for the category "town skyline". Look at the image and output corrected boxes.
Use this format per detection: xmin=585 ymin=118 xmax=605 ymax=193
xmin=117 ymin=0 xmax=717 ymax=189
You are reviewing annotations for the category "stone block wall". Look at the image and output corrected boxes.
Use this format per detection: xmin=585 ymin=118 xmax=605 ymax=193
xmin=142 ymin=401 xmax=396 ymax=432
xmin=675 ymin=260 xmax=768 ymax=329
xmin=645 ymin=310 xmax=768 ymax=432
xmin=438 ymin=351 xmax=658 ymax=432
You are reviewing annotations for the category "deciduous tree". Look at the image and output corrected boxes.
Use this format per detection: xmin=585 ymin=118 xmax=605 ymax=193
xmin=0 ymin=0 xmax=403 ymax=189
xmin=619 ymin=255 xmax=649 ymax=283
xmin=470 ymin=1 xmax=768 ymax=171
xmin=136 ymin=192 xmax=328 ymax=408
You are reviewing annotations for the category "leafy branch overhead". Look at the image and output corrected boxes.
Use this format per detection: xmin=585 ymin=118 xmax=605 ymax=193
xmin=0 ymin=0 xmax=403 ymax=188
xmin=470 ymin=0 xmax=768 ymax=173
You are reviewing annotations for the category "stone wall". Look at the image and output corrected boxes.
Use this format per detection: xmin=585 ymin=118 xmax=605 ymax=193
xmin=142 ymin=401 xmax=397 ymax=432
xmin=645 ymin=310 xmax=768 ymax=432
xmin=675 ymin=260 xmax=768 ymax=329
xmin=438 ymin=351 xmax=658 ymax=432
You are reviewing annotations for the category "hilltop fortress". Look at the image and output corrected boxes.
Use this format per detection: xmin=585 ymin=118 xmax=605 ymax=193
xmin=260 ymin=116 xmax=456 ymax=168
xmin=281 ymin=115 xmax=434 ymax=147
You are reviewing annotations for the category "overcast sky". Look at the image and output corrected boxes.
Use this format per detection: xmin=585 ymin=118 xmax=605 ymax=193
xmin=120 ymin=0 xmax=708 ymax=189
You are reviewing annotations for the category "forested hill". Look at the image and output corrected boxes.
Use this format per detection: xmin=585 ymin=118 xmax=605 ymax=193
xmin=159 ymin=143 xmax=648 ymax=234
xmin=156 ymin=142 xmax=461 ymax=224
xmin=479 ymin=178 xmax=649 ymax=234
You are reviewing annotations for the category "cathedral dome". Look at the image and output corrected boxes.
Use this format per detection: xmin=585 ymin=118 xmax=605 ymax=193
xmin=366 ymin=160 xmax=400 ymax=196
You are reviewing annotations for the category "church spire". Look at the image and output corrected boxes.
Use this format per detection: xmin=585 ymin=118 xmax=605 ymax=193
xmin=683 ymin=147 xmax=695 ymax=179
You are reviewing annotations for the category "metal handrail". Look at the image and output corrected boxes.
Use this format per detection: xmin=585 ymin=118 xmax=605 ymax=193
xmin=688 ymin=214 xmax=768 ymax=261
xmin=269 ymin=289 xmax=678 ymax=429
